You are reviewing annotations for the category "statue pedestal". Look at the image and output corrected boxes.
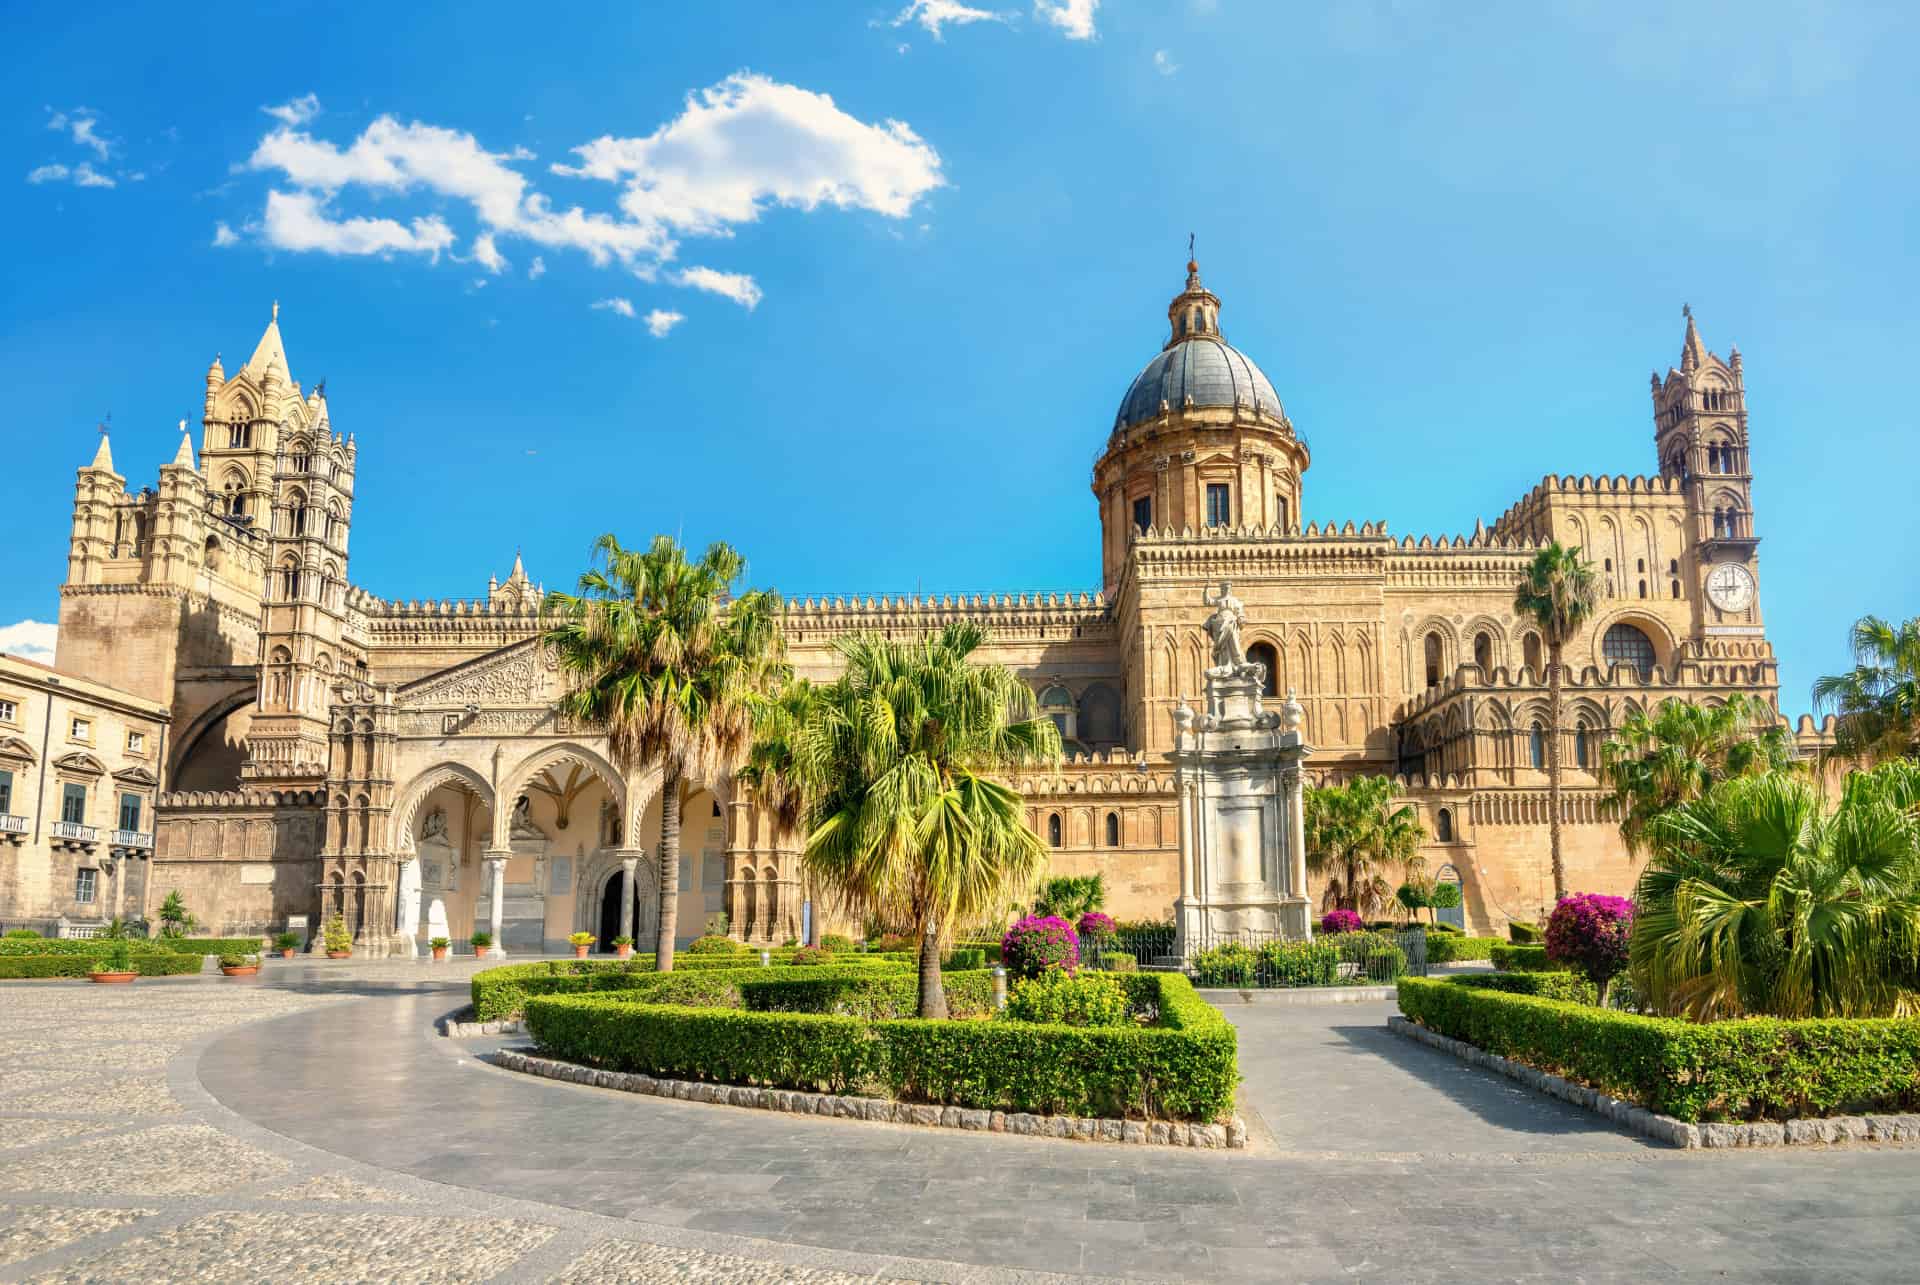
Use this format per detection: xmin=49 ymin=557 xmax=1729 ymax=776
xmin=1170 ymin=664 xmax=1314 ymax=958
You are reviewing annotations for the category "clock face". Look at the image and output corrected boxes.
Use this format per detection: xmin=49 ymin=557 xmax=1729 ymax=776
xmin=1706 ymin=562 xmax=1756 ymax=612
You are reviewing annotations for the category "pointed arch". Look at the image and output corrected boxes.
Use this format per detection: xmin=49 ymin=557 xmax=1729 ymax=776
xmin=390 ymin=762 xmax=495 ymax=854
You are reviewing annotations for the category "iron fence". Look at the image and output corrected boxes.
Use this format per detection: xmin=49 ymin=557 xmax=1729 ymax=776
xmin=1094 ymin=923 xmax=1429 ymax=989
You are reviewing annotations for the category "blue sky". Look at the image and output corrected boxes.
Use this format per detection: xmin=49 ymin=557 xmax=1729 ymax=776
xmin=2 ymin=0 xmax=1915 ymax=714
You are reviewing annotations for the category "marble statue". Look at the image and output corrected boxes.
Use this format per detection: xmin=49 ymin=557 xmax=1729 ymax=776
xmin=426 ymin=897 xmax=449 ymax=943
xmin=396 ymin=856 xmax=422 ymax=948
xmin=1202 ymin=580 xmax=1247 ymax=671
xmin=510 ymin=795 xmax=543 ymax=840
xmin=421 ymin=807 xmax=447 ymax=841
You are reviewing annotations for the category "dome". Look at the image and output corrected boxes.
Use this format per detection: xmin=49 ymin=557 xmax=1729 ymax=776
xmin=1114 ymin=335 xmax=1284 ymax=431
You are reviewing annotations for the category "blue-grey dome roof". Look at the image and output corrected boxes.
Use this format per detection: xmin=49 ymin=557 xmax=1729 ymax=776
xmin=1114 ymin=335 xmax=1284 ymax=431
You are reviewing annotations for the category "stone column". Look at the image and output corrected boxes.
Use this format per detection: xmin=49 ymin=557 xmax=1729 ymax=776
xmin=482 ymin=850 xmax=509 ymax=958
xmin=618 ymin=851 xmax=640 ymax=943
xmin=1284 ymin=766 xmax=1308 ymax=901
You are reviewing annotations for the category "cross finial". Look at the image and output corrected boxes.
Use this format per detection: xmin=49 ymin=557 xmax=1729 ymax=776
xmin=1682 ymin=302 xmax=1691 ymax=321
xmin=97 ymin=413 xmax=110 ymax=436
xmin=1187 ymin=231 xmax=1195 ymax=261
xmin=271 ymin=299 xmax=279 ymax=321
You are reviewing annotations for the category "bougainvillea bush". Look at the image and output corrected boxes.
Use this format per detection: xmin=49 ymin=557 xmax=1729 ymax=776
xmin=1001 ymin=916 xmax=1080 ymax=978
xmin=1320 ymin=909 xmax=1365 ymax=935
xmin=1076 ymin=911 xmax=1117 ymax=941
xmin=1545 ymin=892 xmax=1634 ymax=1004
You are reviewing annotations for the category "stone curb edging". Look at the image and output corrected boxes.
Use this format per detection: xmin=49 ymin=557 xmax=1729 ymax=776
xmin=439 ymin=1013 xmax=523 ymax=1038
xmin=493 ymin=1048 xmax=1247 ymax=1149
xmin=1389 ymin=1016 xmax=1920 ymax=1150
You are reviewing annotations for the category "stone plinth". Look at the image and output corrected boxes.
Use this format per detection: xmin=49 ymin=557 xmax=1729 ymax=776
xmin=1169 ymin=665 xmax=1312 ymax=956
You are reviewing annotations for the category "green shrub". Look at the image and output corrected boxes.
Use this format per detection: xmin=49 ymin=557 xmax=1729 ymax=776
xmin=0 ymin=949 xmax=202 ymax=979
xmin=1450 ymin=971 xmax=1597 ymax=1005
xmin=273 ymin=932 xmax=301 ymax=952
xmin=217 ymin=952 xmax=259 ymax=968
xmin=685 ymin=935 xmax=743 ymax=955
xmin=155 ymin=937 xmax=266 ymax=956
xmin=470 ymin=959 xmax=912 ymax=1021
xmin=323 ymin=916 xmax=353 ymax=953
xmin=787 ymin=947 xmax=833 ymax=966
xmin=943 ymin=947 xmax=987 ymax=972
xmin=1363 ymin=943 xmax=1407 ymax=981
xmin=1425 ymin=935 xmax=1501 ymax=964
xmin=530 ymin=1000 xmax=879 ymax=1093
xmin=740 ymin=969 xmax=994 ymax=1021
xmin=1508 ymin=920 xmax=1542 ymax=944
xmin=1258 ymin=940 xmax=1340 ymax=987
xmin=0 ymin=938 xmax=169 ymax=957
xmin=1396 ymin=976 xmax=1920 ymax=1122
xmin=1490 ymin=944 xmax=1564 ymax=973
xmin=1002 ymin=969 xmax=1130 ymax=1027
xmin=1099 ymin=953 xmax=1139 ymax=973
xmin=821 ymin=933 xmax=858 ymax=952
xmin=1191 ymin=941 xmax=1257 ymax=986
xmin=4 ymin=929 xmax=42 ymax=939
xmin=1427 ymin=921 xmax=1462 ymax=935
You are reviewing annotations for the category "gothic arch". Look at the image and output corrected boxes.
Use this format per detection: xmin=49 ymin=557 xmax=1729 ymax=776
xmin=390 ymin=762 xmax=495 ymax=855
xmin=496 ymin=742 xmax=627 ymax=850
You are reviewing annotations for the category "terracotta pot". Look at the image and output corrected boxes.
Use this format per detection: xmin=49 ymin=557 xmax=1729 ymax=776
xmin=615 ymin=945 xmax=633 ymax=959
xmin=280 ymin=948 xmax=296 ymax=959
xmin=432 ymin=946 xmax=449 ymax=961
xmin=326 ymin=950 xmax=351 ymax=960
xmin=574 ymin=945 xmax=590 ymax=958
xmin=89 ymin=971 xmax=137 ymax=984
xmin=220 ymin=965 xmax=259 ymax=977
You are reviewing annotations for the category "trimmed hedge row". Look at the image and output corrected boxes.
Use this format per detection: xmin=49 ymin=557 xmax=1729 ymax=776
xmin=1489 ymin=944 xmax=1564 ymax=973
xmin=525 ymin=972 xmax=1237 ymax=1121
xmin=1448 ymin=971 xmax=1597 ymax=1005
xmin=0 ymin=936 xmax=262 ymax=959
xmin=155 ymin=937 xmax=266 ymax=955
xmin=471 ymin=958 xmax=912 ymax=1022
xmin=739 ymin=969 xmax=996 ymax=1020
xmin=1396 ymin=977 xmax=1920 ymax=1122
xmin=0 ymin=951 xmax=205 ymax=979
xmin=1425 ymin=934 xmax=1502 ymax=964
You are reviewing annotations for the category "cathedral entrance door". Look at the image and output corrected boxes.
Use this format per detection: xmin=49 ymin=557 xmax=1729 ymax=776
xmin=598 ymin=870 xmax=626 ymax=951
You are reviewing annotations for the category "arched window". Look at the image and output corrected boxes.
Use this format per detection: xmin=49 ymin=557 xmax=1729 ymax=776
xmin=287 ymin=490 xmax=309 ymax=537
xmin=1473 ymin=632 xmax=1492 ymax=675
xmin=1638 ymin=579 xmax=1648 ymax=598
xmin=1574 ymin=726 xmax=1590 ymax=768
xmin=1105 ymin=811 xmax=1120 ymax=847
xmin=1424 ymin=632 xmax=1443 ymax=688
xmin=1037 ymin=685 xmax=1076 ymax=742
xmin=280 ymin=559 xmax=302 ymax=601
xmin=1131 ymin=494 xmax=1152 ymax=533
xmin=1529 ymin=724 xmax=1546 ymax=770
xmin=1671 ymin=579 xmax=1682 ymax=599
xmin=1522 ymin=633 xmax=1543 ymax=675
xmin=269 ymin=647 xmax=293 ymax=708
xmin=1247 ymin=642 xmax=1279 ymax=698
xmin=204 ymin=535 xmax=222 ymax=572
xmin=1275 ymin=495 xmax=1290 ymax=533
xmin=1435 ymin=807 xmax=1454 ymax=843
xmin=1047 ymin=813 xmax=1063 ymax=848
xmin=325 ymin=503 xmax=342 ymax=544
xmin=1602 ymin=623 xmax=1656 ymax=679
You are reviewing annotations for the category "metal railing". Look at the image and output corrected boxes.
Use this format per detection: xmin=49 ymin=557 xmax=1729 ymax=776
xmin=1097 ymin=923 xmax=1429 ymax=988
xmin=0 ymin=814 xmax=27 ymax=835
xmin=51 ymin=821 xmax=100 ymax=843
xmin=111 ymin=829 xmax=154 ymax=850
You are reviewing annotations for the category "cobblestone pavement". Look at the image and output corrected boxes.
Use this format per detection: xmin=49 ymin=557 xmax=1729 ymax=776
xmin=9 ymin=970 xmax=1920 ymax=1282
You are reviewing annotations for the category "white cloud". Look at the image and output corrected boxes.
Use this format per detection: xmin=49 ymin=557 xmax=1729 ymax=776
xmin=591 ymin=296 xmax=637 ymax=318
xmin=26 ymin=161 xmax=115 ymax=188
xmin=0 ymin=620 xmax=57 ymax=664
xmin=262 ymin=189 xmax=455 ymax=259
xmin=644 ymin=309 xmax=685 ymax=338
xmin=212 ymin=221 xmax=240 ymax=247
xmin=471 ymin=231 xmax=509 ymax=273
xmin=527 ymin=255 xmax=546 ymax=279
xmin=892 ymin=0 xmax=1008 ymax=38
xmin=1034 ymin=0 xmax=1098 ymax=39
xmin=47 ymin=108 xmax=111 ymax=159
xmin=70 ymin=117 xmax=110 ymax=159
xmin=262 ymin=93 xmax=321 ymax=127
xmin=674 ymin=265 xmax=762 ymax=309
xmin=1154 ymin=49 xmax=1179 ymax=76
xmin=72 ymin=163 xmax=115 ymax=188
xmin=26 ymin=163 xmax=69 ymax=184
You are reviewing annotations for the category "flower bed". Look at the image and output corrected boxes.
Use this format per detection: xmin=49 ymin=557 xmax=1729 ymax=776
xmin=1424 ymin=934 xmax=1502 ymax=964
xmin=523 ymin=971 xmax=1237 ymax=1122
xmin=470 ymin=957 xmax=911 ymax=1022
xmin=1396 ymin=976 xmax=1920 ymax=1123
xmin=0 ymin=950 xmax=205 ymax=979
xmin=154 ymin=937 xmax=269 ymax=956
xmin=1488 ymin=944 xmax=1563 ymax=973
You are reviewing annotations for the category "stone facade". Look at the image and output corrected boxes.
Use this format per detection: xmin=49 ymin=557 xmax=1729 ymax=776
xmin=6 ymin=264 xmax=1837 ymax=947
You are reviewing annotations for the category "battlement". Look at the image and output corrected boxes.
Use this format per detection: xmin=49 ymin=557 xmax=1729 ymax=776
xmin=1394 ymin=635 xmax=1780 ymax=723
xmin=1491 ymin=473 xmax=1683 ymax=539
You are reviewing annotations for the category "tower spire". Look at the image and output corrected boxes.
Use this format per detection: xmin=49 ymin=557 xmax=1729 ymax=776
xmin=1681 ymin=302 xmax=1704 ymax=371
xmin=1166 ymin=243 xmax=1221 ymax=348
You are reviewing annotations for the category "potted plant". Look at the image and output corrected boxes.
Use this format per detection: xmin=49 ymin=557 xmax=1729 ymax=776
xmin=272 ymin=931 xmax=300 ymax=959
xmin=568 ymin=930 xmax=594 ymax=959
xmin=469 ymin=930 xmax=493 ymax=958
xmin=88 ymin=940 xmax=137 ymax=985
xmin=218 ymin=952 xmax=260 ymax=977
xmin=322 ymin=915 xmax=353 ymax=959
xmin=429 ymin=936 xmax=450 ymax=961
xmin=612 ymin=934 xmax=634 ymax=960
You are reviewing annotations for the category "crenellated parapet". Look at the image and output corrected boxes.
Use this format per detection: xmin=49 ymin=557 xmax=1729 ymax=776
xmin=780 ymin=590 xmax=1113 ymax=644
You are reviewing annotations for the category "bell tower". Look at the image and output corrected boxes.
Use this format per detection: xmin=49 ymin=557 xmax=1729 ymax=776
xmin=1652 ymin=307 xmax=1762 ymax=631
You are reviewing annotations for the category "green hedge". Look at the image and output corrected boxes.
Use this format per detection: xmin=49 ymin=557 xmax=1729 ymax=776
xmin=1507 ymin=920 xmax=1542 ymax=944
xmin=0 ymin=938 xmax=179 ymax=958
xmin=525 ymin=972 xmax=1237 ymax=1121
xmin=1489 ymin=944 xmax=1564 ymax=973
xmin=0 ymin=951 xmax=204 ymax=979
xmin=155 ymin=937 xmax=266 ymax=955
xmin=1426 ymin=934 xmax=1502 ymax=964
xmin=1396 ymin=977 xmax=1920 ymax=1122
xmin=1448 ymin=971 xmax=1597 ymax=1005
xmin=472 ymin=958 xmax=911 ymax=1022
xmin=739 ymin=969 xmax=995 ymax=1020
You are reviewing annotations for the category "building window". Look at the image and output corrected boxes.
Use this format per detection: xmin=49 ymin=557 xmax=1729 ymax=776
xmin=0 ymin=769 xmax=11 ymax=815
xmin=127 ymin=730 xmax=145 ymax=753
xmin=1424 ymin=632 xmax=1443 ymax=688
xmin=1105 ymin=812 xmax=1120 ymax=847
xmin=1205 ymin=483 xmax=1231 ymax=528
xmin=229 ymin=422 xmax=250 ymax=449
xmin=1522 ymin=633 xmax=1543 ymax=674
xmin=1248 ymin=642 xmax=1279 ymax=698
xmin=1047 ymin=813 xmax=1063 ymax=847
xmin=1671 ymin=580 xmax=1682 ymax=599
xmin=1473 ymin=632 xmax=1492 ymax=674
xmin=62 ymin=783 xmax=87 ymax=824
xmin=70 ymin=718 xmax=89 ymax=742
xmin=1132 ymin=495 xmax=1153 ymax=533
xmin=291 ymin=452 xmax=310 ymax=473
xmin=1574 ymin=727 xmax=1590 ymax=769
xmin=1638 ymin=579 xmax=1648 ymax=598
xmin=0 ymin=699 xmax=15 ymax=723
xmin=1529 ymin=725 xmax=1546 ymax=770
xmin=119 ymin=792 xmax=142 ymax=831
xmin=1435 ymin=807 xmax=1454 ymax=843
xmin=1602 ymin=623 xmax=1656 ymax=679
xmin=1276 ymin=495 xmax=1290 ymax=532
xmin=74 ymin=868 xmax=97 ymax=905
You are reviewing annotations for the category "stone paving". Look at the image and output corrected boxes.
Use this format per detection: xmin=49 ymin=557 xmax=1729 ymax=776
xmin=6 ymin=964 xmax=1920 ymax=1281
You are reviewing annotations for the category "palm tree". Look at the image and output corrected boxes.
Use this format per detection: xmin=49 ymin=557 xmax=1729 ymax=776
xmin=1632 ymin=760 xmax=1920 ymax=1019
xmin=543 ymin=534 xmax=787 ymax=971
xmin=1600 ymin=693 xmax=1798 ymax=856
xmin=1513 ymin=542 xmax=1601 ymax=901
xmin=775 ymin=621 xmax=1060 ymax=1017
xmin=1305 ymin=775 xmax=1425 ymax=917
xmin=736 ymin=676 xmax=826 ymax=945
xmin=1813 ymin=614 xmax=1920 ymax=767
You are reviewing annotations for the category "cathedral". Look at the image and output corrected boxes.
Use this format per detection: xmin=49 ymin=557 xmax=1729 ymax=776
xmin=13 ymin=258 xmax=1826 ymax=951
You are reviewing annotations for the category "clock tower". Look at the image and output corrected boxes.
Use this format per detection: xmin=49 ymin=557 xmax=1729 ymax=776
xmin=1652 ymin=307 xmax=1763 ymax=636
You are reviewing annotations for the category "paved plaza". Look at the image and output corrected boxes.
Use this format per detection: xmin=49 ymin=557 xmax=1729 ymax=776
xmin=3 ymin=965 xmax=1920 ymax=1282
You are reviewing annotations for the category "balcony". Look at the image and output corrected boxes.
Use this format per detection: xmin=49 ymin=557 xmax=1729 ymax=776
xmin=0 ymin=814 xmax=25 ymax=844
xmin=51 ymin=820 xmax=100 ymax=850
xmin=111 ymin=828 xmax=155 ymax=852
